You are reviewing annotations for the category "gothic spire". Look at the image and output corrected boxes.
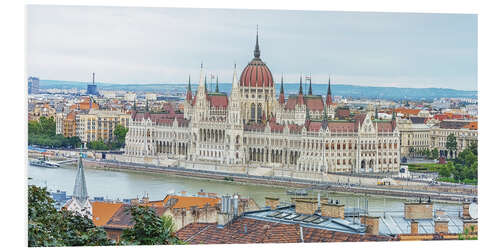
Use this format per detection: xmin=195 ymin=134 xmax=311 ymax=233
xmin=204 ymin=75 xmax=208 ymax=92
xmin=308 ymin=74 xmax=313 ymax=95
xmin=327 ymin=76 xmax=332 ymax=96
xmin=146 ymin=99 xmax=149 ymax=111
xmin=215 ymin=75 xmax=219 ymax=93
xmin=299 ymin=74 xmax=303 ymax=94
xmin=188 ymin=75 xmax=192 ymax=92
xmin=254 ymin=25 xmax=260 ymax=59
xmin=72 ymin=154 xmax=88 ymax=205
xmin=322 ymin=102 xmax=329 ymax=129
xmin=280 ymin=74 xmax=284 ymax=93
xmin=279 ymin=74 xmax=285 ymax=105
xmin=326 ymin=75 xmax=333 ymax=106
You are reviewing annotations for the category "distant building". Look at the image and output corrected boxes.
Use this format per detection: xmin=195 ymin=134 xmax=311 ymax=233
xmin=28 ymin=102 xmax=56 ymax=121
xmin=430 ymin=120 xmax=478 ymax=158
xmin=123 ymin=92 xmax=136 ymax=102
xmin=87 ymin=73 xmax=99 ymax=96
xmin=28 ymin=77 xmax=40 ymax=94
xmin=145 ymin=93 xmax=157 ymax=101
xmin=76 ymin=109 xmax=131 ymax=146
xmin=56 ymin=111 xmax=77 ymax=137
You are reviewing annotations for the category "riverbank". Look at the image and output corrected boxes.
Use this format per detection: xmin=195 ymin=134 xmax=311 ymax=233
xmin=82 ymin=159 xmax=476 ymax=203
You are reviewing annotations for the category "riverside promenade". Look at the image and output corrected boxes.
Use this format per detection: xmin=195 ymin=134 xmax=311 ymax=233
xmin=82 ymin=158 xmax=477 ymax=203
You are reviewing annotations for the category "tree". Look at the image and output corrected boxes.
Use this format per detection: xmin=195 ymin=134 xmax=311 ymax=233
xmin=88 ymin=139 xmax=109 ymax=150
xmin=431 ymin=148 xmax=439 ymax=160
xmin=438 ymin=162 xmax=453 ymax=178
xmin=445 ymin=134 xmax=457 ymax=158
xmin=28 ymin=185 xmax=112 ymax=247
xmin=121 ymin=206 xmax=184 ymax=245
xmin=113 ymin=124 xmax=129 ymax=148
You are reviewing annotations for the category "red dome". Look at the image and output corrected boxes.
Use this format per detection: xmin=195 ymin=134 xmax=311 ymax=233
xmin=240 ymin=58 xmax=274 ymax=87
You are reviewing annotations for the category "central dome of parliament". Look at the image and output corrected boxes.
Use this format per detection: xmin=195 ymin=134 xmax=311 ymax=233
xmin=239 ymin=31 xmax=274 ymax=88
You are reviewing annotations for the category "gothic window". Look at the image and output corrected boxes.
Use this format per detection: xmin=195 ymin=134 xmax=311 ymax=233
xmin=257 ymin=104 xmax=263 ymax=121
xmin=251 ymin=103 xmax=256 ymax=121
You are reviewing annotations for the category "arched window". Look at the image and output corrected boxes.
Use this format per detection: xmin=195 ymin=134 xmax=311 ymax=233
xmin=251 ymin=103 xmax=256 ymax=121
xmin=257 ymin=104 xmax=263 ymax=122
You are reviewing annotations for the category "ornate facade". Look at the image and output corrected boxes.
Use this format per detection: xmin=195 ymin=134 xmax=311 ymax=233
xmin=123 ymin=32 xmax=401 ymax=174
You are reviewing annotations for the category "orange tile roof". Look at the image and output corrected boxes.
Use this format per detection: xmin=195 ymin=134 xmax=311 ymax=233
xmin=91 ymin=201 xmax=124 ymax=227
xmin=464 ymin=121 xmax=478 ymax=130
xmin=395 ymin=108 xmax=420 ymax=116
xmin=147 ymin=195 xmax=220 ymax=209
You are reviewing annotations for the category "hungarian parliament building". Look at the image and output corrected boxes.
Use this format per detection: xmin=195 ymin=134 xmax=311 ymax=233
xmin=122 ymin=32 xmax=401 ymax=176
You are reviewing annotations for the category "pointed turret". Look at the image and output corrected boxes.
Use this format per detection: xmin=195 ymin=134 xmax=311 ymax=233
xmin=72 ymin=154 xmax=88 ymax=205
xmin=186 ymin=75 xmax=193 ymax=103
xmin=215 ymin=76 xmax=219 ymax=93
xmin=145 ymin=99 xmax=149 ymax=112
xmin=204 ymin=75 xmax=208 ymax=92
xmin=297 ymin=74 xmax=305 ymax=106
xmin=279 ymin=74 xmax=285 ymax=104
xmin=305 ymin=106 xmax=311 ymax=121
xmin=326 ymin=75 xmax=333 ymax=106
xmin=254 ymin=25 xmax=260 ymax=59
xmin=196 ymin=63 xmax=207 ymax=102
xmin=133 ymin=99 xmax=137 ymax=111
xmin=375 ymin=107 xmax=379 ymax=120
xmin=321 ymin=102 xmax=329 ymax=129
xmin=299 ymin=74 xmax=303 ymax=94
xmin=308 ymin=74 xmax=313 ymax=95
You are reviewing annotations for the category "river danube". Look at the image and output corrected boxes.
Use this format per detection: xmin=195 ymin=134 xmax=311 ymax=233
xmin=28 ymin=163 xmax=473 ymax=216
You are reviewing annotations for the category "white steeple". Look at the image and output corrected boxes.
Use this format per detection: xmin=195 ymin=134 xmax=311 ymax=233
xmin=229 ymin=64 xmax=242 ymax=125
xmin=196 ymin=62 xmax=207 ymax=99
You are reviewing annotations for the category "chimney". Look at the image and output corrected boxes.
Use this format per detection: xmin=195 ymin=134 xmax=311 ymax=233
xmin=462 ymin=202 xmax=471 ymax=219
xmin=321 ymin=202 xmax=345 ymax=219
xmin=295 ymin=199 xmax=318 ymax=215
xmin=462 ymin=219 xmax=478 ymax=234
xmin=265 ymin=197 xmax=280 ymax=210
xmin=360 ymin=215 xmax=380 ymax=235
xmin=404 ymin=201 xmax=433 ymax=219
xmin=410 ymin=220 xmax=419 ymax=235
xmin=434 ymin=219 xmax=449 ymax=234
xmin=299 ymin=226 xmax=304 ymax=243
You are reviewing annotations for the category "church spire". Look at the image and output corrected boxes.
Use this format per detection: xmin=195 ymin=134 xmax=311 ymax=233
xmin=299 ymin=74 xmax=303 ymax=94
xmin=215 ymin=75 xmax=219 ymax=93
xmin=73 ymin=154 xmax=88 ymax=206
xmin=279 ymin=73 xmax=285 ymax=104
xmin=254 ymin=25 xmax=260 ymax=59
xmin=186 ymin=75 xmax=193 ymax=103
xmin=322 ymin=102 xmax=329 ymax=129
xmin=326 ymin=75 xmax=333 ymax=106
xmin=308 ymin=74 xmax=313 ymax=95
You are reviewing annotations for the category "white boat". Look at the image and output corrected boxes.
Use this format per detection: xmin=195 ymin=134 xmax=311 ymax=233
xmin=30 ymin=158 xmax=60 ymax=168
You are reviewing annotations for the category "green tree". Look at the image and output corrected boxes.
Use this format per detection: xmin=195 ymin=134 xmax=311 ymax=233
xmin=120 ymin=206 xmax=184 ymax=245
xmin=113 ymin=124 xmax=129 ymax=148
xmin=446 ymin=134 xmax=457 ymax=158
xmin=438 ymin=162 xmax=453 ymax=178
xmin=28 ymin=185 xmax=112 ymax=247
xmin=88 ymin=139 xmax=109 ymax=150
xmin=431 ymin=148 xmax=439 ymax=160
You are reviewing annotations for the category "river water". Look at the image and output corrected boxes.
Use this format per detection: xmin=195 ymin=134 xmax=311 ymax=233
xmin=27 ymin=163 xmax=473 ymax=216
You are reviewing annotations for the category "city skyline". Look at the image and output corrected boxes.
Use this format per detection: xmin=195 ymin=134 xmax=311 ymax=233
xmin=27 ymin=6 xmax=477 ymax=90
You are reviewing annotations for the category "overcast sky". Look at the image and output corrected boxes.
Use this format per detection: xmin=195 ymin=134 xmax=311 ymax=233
xmin=26 ymin=5 xmax=477 ymax=90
